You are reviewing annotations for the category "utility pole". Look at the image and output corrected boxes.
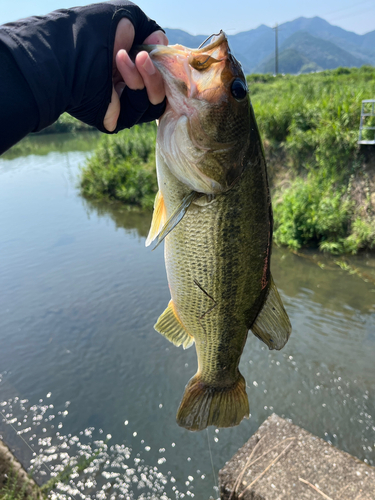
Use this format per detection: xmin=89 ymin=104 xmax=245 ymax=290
xmin=274 ymin=23 xmax=279 ymax=75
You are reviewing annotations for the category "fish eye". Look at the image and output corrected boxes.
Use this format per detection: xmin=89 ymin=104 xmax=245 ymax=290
xmin=231 ymin=79 xmax=248 ymax=101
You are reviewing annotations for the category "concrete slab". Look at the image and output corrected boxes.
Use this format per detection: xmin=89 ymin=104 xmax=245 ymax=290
xmin=219 ymin=414 xmax=375 ymax=500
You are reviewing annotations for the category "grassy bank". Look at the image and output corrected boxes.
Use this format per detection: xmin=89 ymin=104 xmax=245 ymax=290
xmin=0 ymin=440 xmax=42 ymax=500
xmin=79 ymin=123 xmax=157 ymax=210
xmin=79 ymin=66 xmax=375 ymax=254
xmin=248 ymin=66 xmax=375 ymax=254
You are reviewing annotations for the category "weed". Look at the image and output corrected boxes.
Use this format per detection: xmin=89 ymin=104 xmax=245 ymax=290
xmin=0 ymin=467 xmax=41 ymax=500
xmin=249 ymin=66 xmax=375 ymax=254
xmin=79 ymin=123 xmax=158 ymax=209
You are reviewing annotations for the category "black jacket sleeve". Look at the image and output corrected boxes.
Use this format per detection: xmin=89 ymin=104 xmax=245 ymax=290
xmin=0 ymin=1 xmax=166 ymax=154
xmin=0 ymin=42 xmax=39 ymax=154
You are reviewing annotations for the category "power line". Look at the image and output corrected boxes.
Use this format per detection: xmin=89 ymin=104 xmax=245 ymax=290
xmin=327 ymin=7 xmax=375 ymax=24
xmin=323 ymin=0 xmax=375 ymax=19
xmin=272 ymin=1 xmax=374 ymax=34
xmin=274 ymin=23 xmax=279 ymax=76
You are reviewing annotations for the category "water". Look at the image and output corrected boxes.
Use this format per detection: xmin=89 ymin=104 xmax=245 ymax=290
xmin=0 ymin=132 xmax=374 ymax=499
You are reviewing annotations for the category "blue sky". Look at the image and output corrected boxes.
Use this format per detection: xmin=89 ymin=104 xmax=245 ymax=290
xmin=0 ymin=0 xmax=374 ymax=35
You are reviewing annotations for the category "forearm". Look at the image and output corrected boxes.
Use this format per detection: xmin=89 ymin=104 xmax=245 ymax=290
xmin=0 ymin=4 xmax=121 ymax=134
xmin=0 ymin=42 xmax=39 ymax=155
xmin=0 ymin=1 xmax=165 ymax=155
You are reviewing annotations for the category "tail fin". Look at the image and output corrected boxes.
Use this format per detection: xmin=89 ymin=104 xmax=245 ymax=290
xmin=176 ymin=373 xmax=249 ymax=431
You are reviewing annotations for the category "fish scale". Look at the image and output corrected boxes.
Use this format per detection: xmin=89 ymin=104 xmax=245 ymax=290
xmin=163 ymin=127 xmax=269 ymax=374
xmin=145 ymin=33 xmax=292 ymax=431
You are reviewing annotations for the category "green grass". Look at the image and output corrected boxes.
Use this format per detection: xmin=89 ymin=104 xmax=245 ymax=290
xmin=78 ymin=66 xmax=375 ymax=254
xmin=248 ymin=65 xmax=375 ymax=254
xmin=0 ymin=468 xmax=42 ymax=500
xmin=0 ymin=469 xmax=26 ymax=500
xmin=79 ymin=123 xmax=157 ymax=210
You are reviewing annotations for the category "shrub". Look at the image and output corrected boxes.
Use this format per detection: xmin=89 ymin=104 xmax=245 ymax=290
xmin=250 ymin=66 xmax=375 ymax=254
xmin=79 ymin=124 xmax=157 ymax=209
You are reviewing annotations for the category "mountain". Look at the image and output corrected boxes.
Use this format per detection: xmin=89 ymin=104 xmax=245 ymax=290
xmin=256 ymin=48 xmax=320 ymax=75
xmin=221 ymin=25 xmax=275 ymax=72
xmin=164 ymin=28 xmax=206 ymax=49
xmin=362 ymin=30 xmax=375 ymax=53
xmin=165 ymin=17 xmax=375 ymax=74
xmin=255 ymin=31 xmax=366 ymax=74
xmin=274 ymin=17 xmax=375 ymax=63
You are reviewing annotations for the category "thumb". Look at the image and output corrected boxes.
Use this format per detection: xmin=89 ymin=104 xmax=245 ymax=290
xmin=103 ymin=86 xmax=120 ymax=132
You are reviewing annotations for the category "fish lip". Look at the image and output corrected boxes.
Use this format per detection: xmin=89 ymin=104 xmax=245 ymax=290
xmin=134 ymin=31 xmax=227 ymax=59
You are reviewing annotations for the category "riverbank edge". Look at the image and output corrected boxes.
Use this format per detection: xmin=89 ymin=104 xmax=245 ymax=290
xmin=267 ymin=142 xmax=375 ymax=255
xmin=220 ymin=414 xmax=375 ymax=499
xmin=0 ymin=439 xmax=43 ymax=499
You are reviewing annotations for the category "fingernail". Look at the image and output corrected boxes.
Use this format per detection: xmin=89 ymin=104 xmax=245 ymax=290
xmin=142 ymin=56 xmax=156 ymax=75
xmin=120 ymin=50 xmax=134 ymax=69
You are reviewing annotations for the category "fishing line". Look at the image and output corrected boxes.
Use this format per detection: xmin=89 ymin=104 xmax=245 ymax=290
xmin=0 ymin=409 xmax=79 ymax=500
xmin=198 ymin=32 xmax=221 ymax=49
xmin=206 ymin=427 xmax=218 ymax=497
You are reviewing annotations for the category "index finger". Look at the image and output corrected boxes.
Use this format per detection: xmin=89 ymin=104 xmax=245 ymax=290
xmin=143 ymin=30 xmax=168 ymax=46
xmin=135 ymin=30 xmax=168 ymax=106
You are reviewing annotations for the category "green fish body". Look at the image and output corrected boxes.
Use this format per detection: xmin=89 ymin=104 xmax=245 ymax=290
xmin=146 ymin=33 xmax=291 ymax=431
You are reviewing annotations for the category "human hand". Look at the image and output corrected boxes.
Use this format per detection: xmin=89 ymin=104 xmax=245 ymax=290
xmin=60 ymin=1 xmax=168 ymax=134
xmin=0 ymin=1 xmax=167 ymax=139
xmin=104 ymin=19 xmax=168 ymax=132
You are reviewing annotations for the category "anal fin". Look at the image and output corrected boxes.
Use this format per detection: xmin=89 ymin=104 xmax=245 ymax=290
xmin=251 ymin=275 xmax=292 ymax=350
xmin=145 ymin=191 xmax=166 ymax=247
xmin=154 ymin=300 xmax=194 ymax=349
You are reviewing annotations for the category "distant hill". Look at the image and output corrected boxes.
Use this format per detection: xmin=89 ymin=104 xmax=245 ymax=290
xmin=165 ymin=17 xmax=375 ymax=74
xmin=255 ymin=31 xmax=366 ymax=74
xmin=164 ymin=29 xmax=206 ymax=49
xmin=276 ymin=17 xmax=375 ymax=62
xmin=256 ymin=47 xmax=320 ymax=75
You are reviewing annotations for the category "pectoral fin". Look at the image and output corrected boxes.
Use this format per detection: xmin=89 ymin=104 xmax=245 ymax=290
xmin=250 ymin=275 xmax=292 ymax=350
xmin=145 ymin=191 xmax=167 ymax=247
xmin=152 ymin=191 xmax=201 ymax=250
xmin=154 ymin=300 xmax=194 ymax=349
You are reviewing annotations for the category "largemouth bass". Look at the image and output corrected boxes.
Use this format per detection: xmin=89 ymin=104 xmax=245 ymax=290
xmin=145 ymin=32 xmax=291 ymax=431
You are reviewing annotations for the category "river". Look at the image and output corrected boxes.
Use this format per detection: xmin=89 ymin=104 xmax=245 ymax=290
xmin=0 ymin=132 xmax=374 ymax=499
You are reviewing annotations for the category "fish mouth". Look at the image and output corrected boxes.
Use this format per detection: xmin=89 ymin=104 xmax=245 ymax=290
xmin=137 ymin=31 xmax=232 ymax=109
xmin=135 ymin=31 xmax=227 ymax=58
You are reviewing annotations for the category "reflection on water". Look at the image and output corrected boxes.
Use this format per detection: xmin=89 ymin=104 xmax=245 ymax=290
xmin=82 ymin=197 xmax=152 ymax=239
xmin=0 ymin=133 xmax=374 ymax=499
xmin=1 ymin=131 xmax=100 ymax=160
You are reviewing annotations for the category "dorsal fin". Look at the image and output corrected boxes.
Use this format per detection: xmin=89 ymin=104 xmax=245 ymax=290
xmin=250 ymin=275 xmax=292 ymax=350
xmin=145 ymin=191 xmax=167 ymax=247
